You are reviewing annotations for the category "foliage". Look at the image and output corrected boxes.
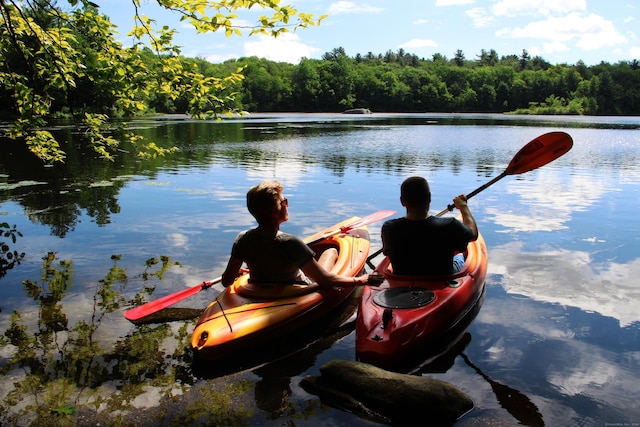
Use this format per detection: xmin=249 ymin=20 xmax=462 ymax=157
xmin=510 ymin=94 xmax=590 ymax=115
xmin=0 ymin=222 xmax=25 ymax=279
xmin=0 ymin=252 xmax=253 ymax=425
xmin=0 ymin=0 xmax=324 ymax=163
xmin=217 ymin=50 xmax=639 ymax=115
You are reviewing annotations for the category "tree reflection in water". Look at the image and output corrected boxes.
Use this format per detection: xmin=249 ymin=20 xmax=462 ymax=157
xmin=0 ymin=222 xmax=25 ymax=279
xmin=0 ymin=252 xmax=253 ymax=426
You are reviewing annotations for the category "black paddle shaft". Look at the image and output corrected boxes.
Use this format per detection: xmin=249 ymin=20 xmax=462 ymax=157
xmin=438 ymin=171 xmax=507 ymax=217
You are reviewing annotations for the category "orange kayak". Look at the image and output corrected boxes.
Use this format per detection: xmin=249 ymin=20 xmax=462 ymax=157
xmin=356 ymin=232 xmax=488 ymax=371
xmin=191 ymin=217 xmax=372 ymax=362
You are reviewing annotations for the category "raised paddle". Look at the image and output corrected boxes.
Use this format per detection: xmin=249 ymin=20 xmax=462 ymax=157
xmin=124 ymin=209 xmax=396 ymax=321
xmin=435 ymin=131 xmax=573 ymax=217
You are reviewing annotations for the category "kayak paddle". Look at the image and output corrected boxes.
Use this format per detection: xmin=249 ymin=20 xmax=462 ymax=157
xmin=124 ymin=210 xmax=395 ymax=321
xmin=366 ymin=131 xmax=573 ymax=268
xmin=435 ymin=131 xmax=573 ymax=216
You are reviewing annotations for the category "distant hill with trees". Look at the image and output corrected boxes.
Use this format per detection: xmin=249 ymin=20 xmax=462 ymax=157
xmin=204 ymin=47 xmax=640 ymax=116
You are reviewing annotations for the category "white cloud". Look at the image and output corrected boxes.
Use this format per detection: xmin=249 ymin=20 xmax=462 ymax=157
xmin=526 ymin=45 xmax=542 ymax=57
xmin=204 ymin=52 xmax=242 ymax=63
xmin=630 ymin=46 xmax=640 ymax=57
xmin=327 ymin=1 xmax=383 ymax=14
xmin=569 ymin=13 xmax=628 ymax=50
xmin=543 ymin=40 xmax=570 ymax=53
xmin=399 ymin=39 xmax=438 ymax=49
xmin=497 ymin=13 xmax=628 ymax=51
xmin=493 ymin=0 xmax=587 ymax=17
xmin=243 ymin=33 xmax=320 ymax=63
xmin=466 ymin=7 xmax=495 ymax=27
xmin=435 ymin=0 xmax=475 ymax=6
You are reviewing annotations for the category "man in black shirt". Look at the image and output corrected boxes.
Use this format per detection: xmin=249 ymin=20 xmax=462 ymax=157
xmin=381 ymin=176 xmax=478 ymax=276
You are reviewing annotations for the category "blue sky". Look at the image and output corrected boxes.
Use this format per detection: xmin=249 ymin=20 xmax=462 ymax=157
xmin=100 ymin=0 xmax=639 ymax=66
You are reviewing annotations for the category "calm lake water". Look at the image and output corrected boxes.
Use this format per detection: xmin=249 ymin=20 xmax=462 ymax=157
xmin=1 ymin=113 xmax=639 ymax=426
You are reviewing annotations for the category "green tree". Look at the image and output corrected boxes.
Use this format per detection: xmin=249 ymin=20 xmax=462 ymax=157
xmin=0 ymin=0 xmax=324 ymax=163
xmin=352 ymin=63 xmax=386 ymax=110
xmin=292 ymin=57 xmax=322 ymax=111
xmin=453 ymin=49 xmax=465 ymax=67
xmin=593 ymin=69 xmax=623 ymax=114
xmin=317 ymin=48 xmax=356 ymax=110
xmin=239 ymin=57 xmax=294 ymax=111
xmin=477 ymin=49 xmax=498 ymax=67
xmin=519 ymin=49 xmax=532 ymax=71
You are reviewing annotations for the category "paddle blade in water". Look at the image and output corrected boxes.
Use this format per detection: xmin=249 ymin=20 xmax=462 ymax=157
xmin=505 ymin=131 xmax=573 ymax=175
xmin=124 ymin=278 xmax=220 ymax=321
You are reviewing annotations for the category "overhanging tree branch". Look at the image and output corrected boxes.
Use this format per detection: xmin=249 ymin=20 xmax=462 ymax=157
xmin=0 ymin=0 xmax=323 ymax=163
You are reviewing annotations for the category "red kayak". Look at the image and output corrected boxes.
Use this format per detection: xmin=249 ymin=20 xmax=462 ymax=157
xmin=356 ymin=232 xmax=488 ymax=371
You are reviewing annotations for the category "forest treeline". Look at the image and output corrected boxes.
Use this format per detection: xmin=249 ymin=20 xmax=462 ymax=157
xmin=2 ymin=19 xmax=640 ymax=118
xmin=157 ymin=47 xmax=640 ymax=116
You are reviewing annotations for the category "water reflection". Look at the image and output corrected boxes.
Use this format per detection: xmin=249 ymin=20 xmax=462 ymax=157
xmin=2 ymin=114 xmax=637 ymax=242
xmin=0 ymin=134 xmax=127 ymax=236
xmin=2 ymin=114 xmax=640 ymax=426
xmin=487 ymin=170 xmax=608 ymax=233
xmin=460 ymin=352 xmax=544 ymax=427
xmin=417 ymin=331 xmax=544 ymax=427
xmin=251 ymin=317 xmax=357 ymax=417
xmin=0 ymin=252 xmax=260 ymax=425
xmin=491 ymin=243 xmax=640 ymax=327
xmin=464 ymin=284 xmax=640 ymax=426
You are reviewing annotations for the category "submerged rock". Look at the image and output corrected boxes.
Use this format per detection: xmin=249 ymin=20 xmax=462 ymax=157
xmin=300 ymin=359 xmax=473 ymax=426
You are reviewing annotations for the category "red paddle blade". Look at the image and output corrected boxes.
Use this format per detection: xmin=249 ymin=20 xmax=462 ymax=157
xmin=339 ymin=210 xmax=397 ymax=232
xmin=505 ymin=131 xmax=573 ymax=175
xmin=305 ymin=210 xmax=396 ymax=245
xmin=436 ymin=131 xmax=574 ymax=216
xmin=124 ymin=278 xmax=219 ymax=321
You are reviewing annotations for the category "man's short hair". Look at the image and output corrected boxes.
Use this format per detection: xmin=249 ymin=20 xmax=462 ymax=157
xmin=401 ymin=176 xmax=431 ymax=208
xmin=246 ymin=180 xmax=283 ymax=223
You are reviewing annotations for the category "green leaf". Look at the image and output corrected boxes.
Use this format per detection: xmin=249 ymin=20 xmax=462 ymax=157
xmin=51 ymin=405 xmax=76 ymax=416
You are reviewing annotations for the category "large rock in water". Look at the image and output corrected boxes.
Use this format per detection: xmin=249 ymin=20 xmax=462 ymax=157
xmin=300 ymin=359 xmax=473 ymax=426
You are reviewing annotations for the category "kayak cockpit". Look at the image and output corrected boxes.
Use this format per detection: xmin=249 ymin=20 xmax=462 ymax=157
xmin=233 ymin=231 xmax=368 ymax=300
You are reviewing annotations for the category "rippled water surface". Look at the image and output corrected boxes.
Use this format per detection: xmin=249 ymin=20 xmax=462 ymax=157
xmin=1 ymin=113 xmax=639 ymax=426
